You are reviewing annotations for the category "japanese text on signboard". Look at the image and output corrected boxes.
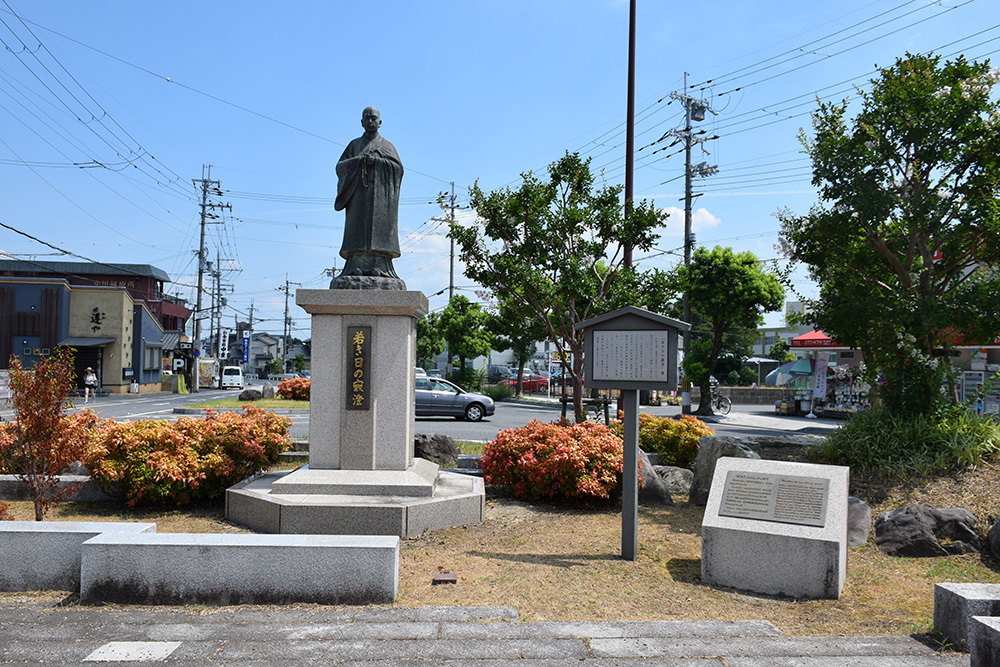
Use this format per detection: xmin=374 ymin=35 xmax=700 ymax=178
xmin=592 ymin=330 xmax=669 ymax=383
xmin=346 ymin=326 xmax=371 ymax=410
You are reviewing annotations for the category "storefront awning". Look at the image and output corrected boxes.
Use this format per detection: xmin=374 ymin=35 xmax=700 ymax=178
xmin=57 ymin=336 xmax=116 ymax=347
xmin=160 ymin=332 xmax=181 ymax=351
xmin=790 ymin=330 xmax=843 ymax=348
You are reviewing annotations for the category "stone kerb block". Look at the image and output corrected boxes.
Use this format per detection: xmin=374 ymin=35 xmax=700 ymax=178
xmin=970 ymin=616 xmax=1000 ymax=667
xmin=80 ymin=533 xmax=399 ymax=605
xmin=700 ymin=457 xmax=849 ymax=599
xmin=0 ymin=521 xmax=156 ymax=591
xmin=934 ymin=583 xmax=1000 ymax=649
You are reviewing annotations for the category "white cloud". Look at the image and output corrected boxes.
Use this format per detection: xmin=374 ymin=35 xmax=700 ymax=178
xmin=657 ymin=206 xmax=722 ymax=237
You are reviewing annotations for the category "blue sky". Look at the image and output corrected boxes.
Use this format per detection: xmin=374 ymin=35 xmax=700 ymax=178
xmin=1 ymin=0 xmax=997 ymax=339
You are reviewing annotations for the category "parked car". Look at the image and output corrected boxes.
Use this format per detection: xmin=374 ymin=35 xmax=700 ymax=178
xmin=220 ymin=366 xmax=245 ymax=390
xmin=488 ymin=365 xmax=512 ymax=381
xmin=503 ymin=371 xmax=549 ymax=392
xmin=415 ymin=377 xmax=495 ymax=421
xmin=426 ymin=368 xmax=443 ymax=378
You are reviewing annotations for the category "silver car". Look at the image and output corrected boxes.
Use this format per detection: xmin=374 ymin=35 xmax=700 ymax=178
xmin=415 ymin=377 xmax=495 ymax=421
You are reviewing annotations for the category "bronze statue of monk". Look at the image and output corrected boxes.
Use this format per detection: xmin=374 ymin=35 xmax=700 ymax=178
xmin=332 ymin=106 xmax=405 ymax=289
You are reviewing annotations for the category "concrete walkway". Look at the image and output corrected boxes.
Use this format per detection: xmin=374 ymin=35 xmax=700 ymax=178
xmin=0 ymin=604 xmax=966 ymax=665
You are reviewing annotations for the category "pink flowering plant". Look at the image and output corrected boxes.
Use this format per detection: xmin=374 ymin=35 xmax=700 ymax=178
xmin=277 ymin=377 xmax=310 ymax=401
xmin=480 ymin=419 xmax=637 ymax=503
xmin=86 ymin=406 xmax=291 ymax=505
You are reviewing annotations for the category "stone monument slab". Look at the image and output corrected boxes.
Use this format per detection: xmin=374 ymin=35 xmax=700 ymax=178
xmin=701 ymin=457 xmax=849 ymax=599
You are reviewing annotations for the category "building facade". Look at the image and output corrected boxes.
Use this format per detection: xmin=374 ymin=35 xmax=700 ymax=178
xmin=0 ymin=261 xmax=189 ymax=394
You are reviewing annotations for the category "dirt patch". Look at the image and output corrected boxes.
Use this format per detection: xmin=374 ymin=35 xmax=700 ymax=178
xmin=3 ymin=460 xmax=998 ymax=636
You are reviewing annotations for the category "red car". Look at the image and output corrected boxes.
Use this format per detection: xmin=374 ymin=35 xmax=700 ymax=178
xmin=503 ymin=372 xmax=549 ymax=392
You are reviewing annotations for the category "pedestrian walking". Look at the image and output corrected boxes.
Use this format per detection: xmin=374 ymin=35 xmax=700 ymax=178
xmin=84 ymin=367 xmax=98 ymax=404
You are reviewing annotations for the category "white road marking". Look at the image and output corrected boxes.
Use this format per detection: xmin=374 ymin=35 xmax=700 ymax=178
xmin=84 ymin=641 xmax=181 ymax=661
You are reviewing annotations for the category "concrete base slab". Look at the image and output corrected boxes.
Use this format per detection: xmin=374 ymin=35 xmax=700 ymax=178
xmin=971 ymin=616 xmax=1000 ymax=667
xmin=270 ymin=458 xmax=439 ymax=497
xmin=0 ymin=521 xmax=156 ymax=592
xmin=226 ymin=468 xmax=484 ymax=538
xmin=934 ymin=582 xmax=1000 ymax=649
xmin=79 ymin=532 xmax=398 ymax=605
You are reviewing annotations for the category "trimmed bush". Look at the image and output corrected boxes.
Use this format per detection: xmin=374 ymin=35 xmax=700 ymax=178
xmin=277 ymin=377 xmax=310 ymax=401
xmin=450 ymin=366 xmax=484 ymax=392
xmin=484 ymin=383 xmax=514 ymax=401
xmin=813 ymin=406 xmax=1000 ymax=478
xmin=611 ymin=413 xmax=713 ymax=469
xmin=86 ymin=406 xmax=291 ymax=505
xmin=480 ymin=419 xmax=635 ymax=503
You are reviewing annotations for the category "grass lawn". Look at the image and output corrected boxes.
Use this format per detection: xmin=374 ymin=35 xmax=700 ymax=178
xmin=184 ymin=397 xmax=309 ymax=410
xmin=3 ymin=459 xmax=998 ymax=638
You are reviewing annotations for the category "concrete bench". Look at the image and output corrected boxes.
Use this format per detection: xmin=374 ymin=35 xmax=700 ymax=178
xmin=970 ymin=616 xmax=1000 ymax=667
xmin=933 ymin=583 xmax=1000 ymax=649
xmin=0 ymin=521 xmax=156 ymax=591
xmin=80 ymin=532 xmax=399 ymax=605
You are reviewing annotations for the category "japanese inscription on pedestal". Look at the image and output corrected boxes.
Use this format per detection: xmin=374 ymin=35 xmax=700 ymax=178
xmin=719 ymin=471 xmax=829 ymax=528
xmin=592 ymin=330 xmax=669 ymax=383
xmin=346 ymin=326 xmax=371 ymax=410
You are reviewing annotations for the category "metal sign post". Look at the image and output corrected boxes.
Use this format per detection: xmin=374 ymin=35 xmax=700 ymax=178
xmin=578 ymin=306 xmax=689 ymax=561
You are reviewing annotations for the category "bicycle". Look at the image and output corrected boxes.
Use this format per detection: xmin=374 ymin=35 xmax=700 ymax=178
xmin=710 ymin=386 xmax=732 ymax=415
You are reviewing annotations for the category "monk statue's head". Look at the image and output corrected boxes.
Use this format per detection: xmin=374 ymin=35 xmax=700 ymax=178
xmin=361 ymin=106 xmax=381 ymax=137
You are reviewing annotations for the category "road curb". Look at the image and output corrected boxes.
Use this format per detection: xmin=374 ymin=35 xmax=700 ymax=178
xmin=172 ymin=407 xmax=309 ymax=415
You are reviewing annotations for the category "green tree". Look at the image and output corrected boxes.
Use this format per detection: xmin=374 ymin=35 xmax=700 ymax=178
xmin=674 ymin=246 xmax=784 ymax=414
xmin=767 ymin=338 xmax=794 ymax=363
xmin=489 ymin=293 xmax=548 ymax=397
xmin=455 ymin=152 xmax=672 ymax=421
xmin=779 ymin=54 xmax=1000 ymax=417
xmin=416 ymin=311 xmax=446 ymax=369
xmin=438 ymin=295 xmax=493 ymax=371
xmin=293 ymin=353 xmax=306 ymax=374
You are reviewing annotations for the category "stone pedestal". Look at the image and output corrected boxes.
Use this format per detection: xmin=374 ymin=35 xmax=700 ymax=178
xmin=226 ymin=289 xmax=485 ymax=538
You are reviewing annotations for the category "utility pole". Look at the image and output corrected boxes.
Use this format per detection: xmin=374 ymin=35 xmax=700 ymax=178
xmin=276 ymin=276 xmax=302 ymax=374
xmin=449 ymin=181 xmax=456 ymax=302
xmin=623 ymin=0 xmax=636 ymax=268
xmin=191 ymin=165 xmax=230 ymax=393
xmin=668 ymin=74 xmax=718 ymax=413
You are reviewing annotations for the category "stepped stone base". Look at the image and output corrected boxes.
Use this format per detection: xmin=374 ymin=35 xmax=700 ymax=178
xmin=226 ymin=466 xmax=484 ymax=538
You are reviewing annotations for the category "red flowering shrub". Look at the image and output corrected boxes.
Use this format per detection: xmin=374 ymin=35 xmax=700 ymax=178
xmin=86 ymin=407 xmax=291 ymax=506
xmin=277 ymin=377 xmax=310 ymax=401
xmin=480 ymin=419 xmax=636 ymax=503
xmin=0 ymin=500 xmax=12 ymax=520
xmin=611 ymin=413 xmax=712 ymax=468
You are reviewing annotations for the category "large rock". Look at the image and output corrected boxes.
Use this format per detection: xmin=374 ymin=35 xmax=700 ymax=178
xmin=261 ymin=383 xmax=275 ymax=399
xmin=989 ymin=516 xmax=1000 ymax=557
xmin=848 ymin=496 xmax=872 ymax=547
xmin=638 ymin=450 xmax=672 ymax=506
xmin=653 ymin=465 xmax=694 ymax=496
xmin=688 ymin=435 xmax=761 ymax=506
xmin=238 ymin=388 xmax=262 ymax=402
xmin=874 ymin=504 xmax=981 ymax=557
xmin=414 ymin=433 xmax=459 ymax=467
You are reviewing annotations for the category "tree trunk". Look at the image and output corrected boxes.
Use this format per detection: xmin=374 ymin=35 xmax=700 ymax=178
xmin=572 ymin=353 xmax=586 ymax=422
xmin=694 ymin=376 xmax=715 ymax=416
xmin=515 ymin=359 xmax=527 ymax=398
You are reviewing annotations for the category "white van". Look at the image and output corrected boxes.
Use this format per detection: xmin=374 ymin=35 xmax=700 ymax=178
xmin=221 ymin=366 xmax=245 ymax=389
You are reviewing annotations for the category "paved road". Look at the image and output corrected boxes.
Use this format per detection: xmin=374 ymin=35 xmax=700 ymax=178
xmin=0 ymin=605 xmax=966 ymax=666
xmin=1 ymin=386 xmax=839 ymax=443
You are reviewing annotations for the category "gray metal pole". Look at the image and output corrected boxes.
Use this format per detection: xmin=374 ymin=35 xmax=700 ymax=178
xmin=681 ymin=71 xmax=693 ymax=415
xmin=621 ymin=388 xmax=640 ymax=560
